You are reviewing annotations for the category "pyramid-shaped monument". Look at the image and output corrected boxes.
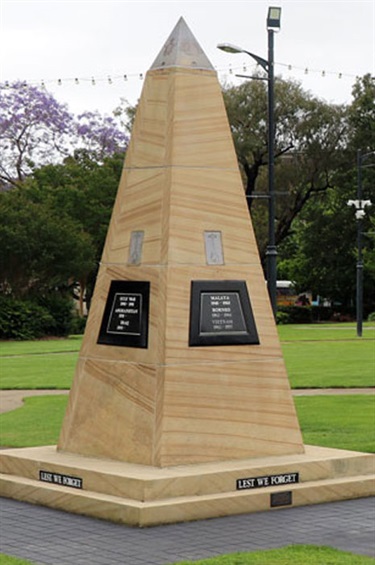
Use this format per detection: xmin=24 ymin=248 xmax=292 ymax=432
xmin=57 ymin=17 xmax=304 ymax=466
xmin=1 ymin=18 xmax=373 ymax=526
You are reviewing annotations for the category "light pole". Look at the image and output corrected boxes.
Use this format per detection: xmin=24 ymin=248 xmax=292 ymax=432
xmin=217 ymin=6 xmax=281 ymax=319
xmin=347 ymin=149 xmax=373 ymax=337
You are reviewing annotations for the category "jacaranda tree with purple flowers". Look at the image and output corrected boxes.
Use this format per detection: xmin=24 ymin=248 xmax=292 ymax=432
xmin=0 ymin=82 xmax=74 ymax=186
xmin=0 ymin=82 xmax=128 ymax=188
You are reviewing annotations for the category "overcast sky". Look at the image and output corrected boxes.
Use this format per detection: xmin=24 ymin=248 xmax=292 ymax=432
xmin=1 ymin=0 xmax=374 ymax=116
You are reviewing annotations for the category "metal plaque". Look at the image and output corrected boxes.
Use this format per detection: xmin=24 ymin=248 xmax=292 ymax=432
xmin=237 ymin=472 xmax=299 ymax=491
xmin=97 ymin=280 xmax=150 ymax=348
xmin=204 ymin=231 xmax=224 ymax=265
xmin=270 ymin=491 xmax=293 ymax=508
xmin=189 ymin=280 xmax=260 ymax=347
xmin=40 ymin=470 xmax=83 ymax=490
xmin=128 ymin=231 xmax=144 ymax=265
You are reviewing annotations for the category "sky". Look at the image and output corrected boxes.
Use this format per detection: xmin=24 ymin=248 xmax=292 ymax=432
xmin=0 ymin=0 xmax=374 ymax=117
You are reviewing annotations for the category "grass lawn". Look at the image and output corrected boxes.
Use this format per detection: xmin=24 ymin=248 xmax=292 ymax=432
xmin=169 ymin=545 xmax=375 ymax=564
xmin=0 ymin=353 xmax=76 ymax=389
xmin=1 ymin=394 xmax=374 ymax=452
xmin=0 ymin=323 xmax=374 ymax=390
xmin=1 ymin=547 xmax=374 ymax=565
xmin=0 ymin=557 xmax=36 ymax=565
xmin=278 ymin=322 xmax=375 ymax=342
xmin=283 ymin=340 xmax=375 ymax=388
xmin=0 ymin=556 xmax=39 ymax=565
xmin=294 ymin=395 xmax=375 ymax=453
xmin=0 ymin=335 xmax=82 ymax=356
xmin=0 ymin=395 xmax=68 ymax=447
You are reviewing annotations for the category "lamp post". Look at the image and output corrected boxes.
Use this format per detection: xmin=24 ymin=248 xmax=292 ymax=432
xmin=347 ymin=149 xmax=373 ymax=337
xmin=217 ymin=6 xmax=281 ymax=319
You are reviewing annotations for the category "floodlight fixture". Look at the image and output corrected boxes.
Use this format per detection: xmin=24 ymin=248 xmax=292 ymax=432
xmin=267 ymin=6 xmax=281 ymax=30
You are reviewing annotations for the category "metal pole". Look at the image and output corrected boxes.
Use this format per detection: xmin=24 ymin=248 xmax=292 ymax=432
xmin=356 ymin=149 xmax=363 ymax=337
xmin=266 ymin=28 xmax=277 ymax=319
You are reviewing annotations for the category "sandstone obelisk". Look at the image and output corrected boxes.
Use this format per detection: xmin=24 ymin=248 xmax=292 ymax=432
xmin=57 ymin=17 xmax=304 ymax=466
xmin=1 ymin=18 xmax=374 ymax=528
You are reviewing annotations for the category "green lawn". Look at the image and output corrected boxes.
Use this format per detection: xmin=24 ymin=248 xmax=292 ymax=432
xmin=0 ymin=555 xmax=39 ymax=565
xmin=1 ymin=394 xmax=374 ymax=453
xmin=0 ymin=395 xmax=68 ymax=447
xmin=0 ymin=335 xmax=82 ymax=356
xmin=0 ymin=324 xmax=374 ymax=390
xmin=278 ymin=322 xmax=375 ymax=342
xmin=294 ymin=395 xmax=375 ymax=453
xmin=0 ymin=353 xmax=76 ymax=389
xmin=1 ymin=546 xmax=374 ymax=565
xmin=169 ymin=545 xmax=375 ymax=564
xmin=283 ymin=340 xmax=375 ymax=388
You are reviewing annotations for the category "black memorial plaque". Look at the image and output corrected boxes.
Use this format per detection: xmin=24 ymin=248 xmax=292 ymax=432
xmin=189 ymin=281 xmax=260 ymax=346
xmin=270 ymin=491 xmax=293 ymax=508
xmin=97 ymin=280 xmax=150 ymax=348
xmin=39 ymin=470 xmax=83 ymax=490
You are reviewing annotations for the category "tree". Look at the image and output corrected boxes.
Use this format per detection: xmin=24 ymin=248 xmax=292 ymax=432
xmin=0 ymin=82 xmax=129 ymax=188
xmin=0 ymin=82 xmax=73 ymax=186
xmin=222 ymin=77 xmax=346 ymax=259
xmin=277 ymin=75 xmax=375 ymax=312
xmin=21 ymin=152 xmax=124 ymax=310
xmin=0 ymin=187 xmax=96 ymax=298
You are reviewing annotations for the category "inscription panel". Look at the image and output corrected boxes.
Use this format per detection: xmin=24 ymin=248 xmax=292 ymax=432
xmin=189 ymin=281 xmax=259 ymax=347
xmin=204 ymin=231 xmax=224 ymax=265
xmin=39 ymin=470 xmax=83 ymax=490
xmin=128 ymin=230 xmax=144 ymax=265
xmin=97 ymin=280 xmax=150 ymax=348
xmin=236 ymin=472 xmax=299 ymax=491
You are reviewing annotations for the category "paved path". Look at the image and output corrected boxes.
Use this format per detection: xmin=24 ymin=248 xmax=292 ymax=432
xmin=1 ymin=388 xmax=374 ymax=414
xmin=1 ymin=496 xmax=374 ymax=564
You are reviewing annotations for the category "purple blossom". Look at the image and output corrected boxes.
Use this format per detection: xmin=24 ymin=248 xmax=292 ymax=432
xmin=0 ymin=82 xmax=129 ymax=186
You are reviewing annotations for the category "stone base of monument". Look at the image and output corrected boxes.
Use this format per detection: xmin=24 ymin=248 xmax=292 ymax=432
xmin=1 ymin=445 xmax=374 ymax=526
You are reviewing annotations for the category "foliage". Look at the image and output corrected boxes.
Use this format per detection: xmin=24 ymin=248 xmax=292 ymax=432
xmin=277 ymin=74 xmax=375 ymax=311
xmin=276 ymin=310 xmax=290 ymax=325
xmin=0 ymin=81 xmax=128 ymax=187
xmin=368 ymin=312 xmax=375 ymax=322
xmin=0 ymin=81 xmax=73 ymax=186
xmin=277 ymin=306 xmax=312 ymax=324
xmin=0 ymin=296 xmax=55 ymax=340
xmin=295 ymin=395 xmax=375 ymax=453
xmin=170 ymin=545 xmax=375 ymax=564
xmin=0 ymin=186 xmax=96 ymax=297
xmin=0 ymin=294 xmax=77 ymax=340
xmin=222 ymin=76 xmax=346 ymax=259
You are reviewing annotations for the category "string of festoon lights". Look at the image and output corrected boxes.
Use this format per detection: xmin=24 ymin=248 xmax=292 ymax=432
xmin=2 ymin=61 xmax=361 ymax=90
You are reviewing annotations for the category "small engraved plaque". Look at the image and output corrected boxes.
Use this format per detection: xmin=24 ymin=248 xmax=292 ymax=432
xmin=189 ymin=281 xmax=260 ymax=347
xmin=97 ymin=281 xmax=150 ymax=348
xmin=204 ymin=231 xmax=224 ymax=265
xmin=128 ymin=231 xmax=144 ymax=265
xmin=270 ymin=491 xmax=293 ymax=508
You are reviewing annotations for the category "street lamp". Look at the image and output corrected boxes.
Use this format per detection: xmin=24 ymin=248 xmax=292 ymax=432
xmin=347 ymin=149 xmax=373 ymax=337
xmin=217 ymin=6 xmax=281 ymax=319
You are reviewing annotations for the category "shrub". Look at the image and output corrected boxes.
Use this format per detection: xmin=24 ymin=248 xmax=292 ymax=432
xmin=277 ymin=305 xmax=312 ymax=324
xmin=368 ymin=312 xmax=375 ymax=322
xmin=70 ymin=314 xmax=87 ymax=335
xmin=35 ymin=293 xmax=75 ymax=337
xmin=276 ymin=310 xmax=290 ymax=325
xmin=0 ymin=293 xmax=77 ymax=340
xmin=0 ymin=296 xmax=55 ymax=340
